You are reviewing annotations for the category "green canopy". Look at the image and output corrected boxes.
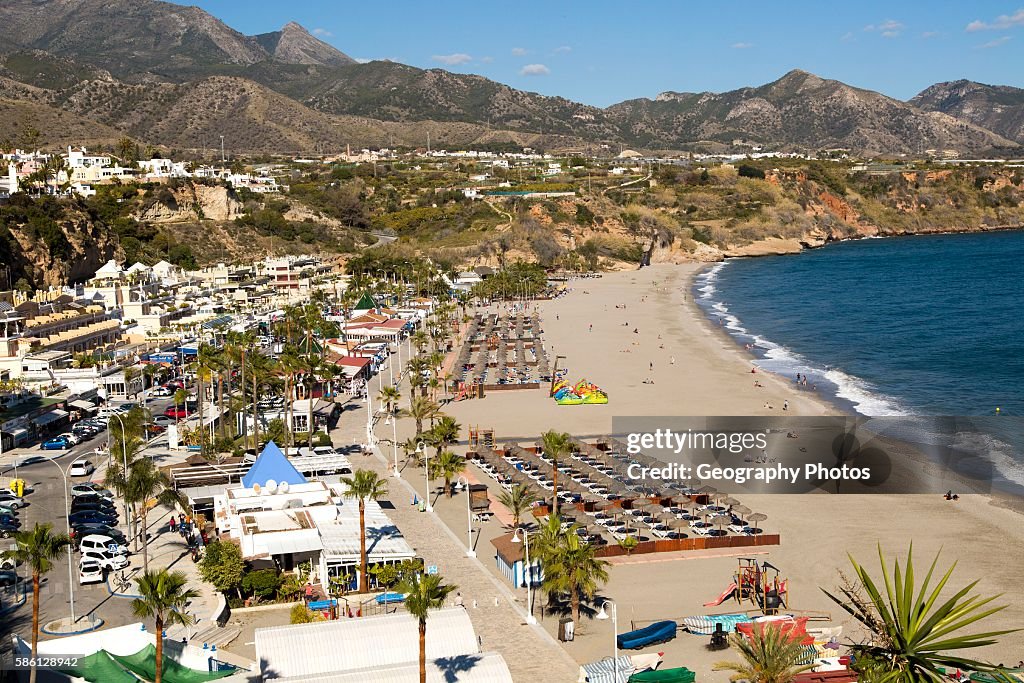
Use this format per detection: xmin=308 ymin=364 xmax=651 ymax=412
xmin=58 ymin=649 xmax=139 ymax=683
xmin=354 ymin=292 xmax=378 ymax=310
xmin=629 ymin=667 xmax=697 ymax=683
xmin=111 ymin=644 xmax=235 ymax=683
xmin=969 ymin=670 xmax=1024 ymax=683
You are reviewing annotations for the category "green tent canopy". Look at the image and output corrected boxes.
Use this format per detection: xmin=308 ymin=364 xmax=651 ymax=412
xmin=57 ymin=649 xmax=139 ymax=683
xmin=111 ymin=644 xmax=235 ymax=683
xmin=629 ymin=667 xmax=697 ymax=683
xmin=354 ymin=292 xmax=378 ymax=310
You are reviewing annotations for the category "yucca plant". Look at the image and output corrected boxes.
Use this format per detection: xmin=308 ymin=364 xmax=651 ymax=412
xmin=822 ymin=544 xmax=1017 ymax=682
xmin=714 ymin=625 xmax=816 ymax=683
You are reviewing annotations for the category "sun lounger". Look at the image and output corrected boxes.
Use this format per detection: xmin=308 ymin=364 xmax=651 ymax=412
xmin=681 ymin=613 xmax=751 ymax=635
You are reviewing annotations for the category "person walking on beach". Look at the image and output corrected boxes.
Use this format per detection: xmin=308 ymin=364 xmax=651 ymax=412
xmin=649 ymin=361 xmax=654 ymax=372
xmin=670 ymin=356 xmax=675 ymax=365
xmin=783 ymin=400 xmax=789 ymax=411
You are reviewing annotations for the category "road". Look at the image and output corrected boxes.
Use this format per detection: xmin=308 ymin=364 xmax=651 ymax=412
xmin=0 ymin=391 xmax=191 ymax=654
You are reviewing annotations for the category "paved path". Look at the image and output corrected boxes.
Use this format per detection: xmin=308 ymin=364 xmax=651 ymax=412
xmin=330 ymin=402 xmax=581 ymax=682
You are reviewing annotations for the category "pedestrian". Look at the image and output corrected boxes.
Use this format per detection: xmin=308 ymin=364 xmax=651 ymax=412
xmin=168 ymin=516 xmax=177 ymax=533
xmin=670 ymin=356 xmax=675 ymax=365
xmin=649 ymin=361 xmax=653 ymax=371
xmin=454 ymin=592 xmax=465 ymax=608
xmin=304 ymin=583 xmax=314 ymax=604
xmin=783 ymin=400 xmax=789 ymax=411
xmin=178 ymin=513 xmax=185 ymax=528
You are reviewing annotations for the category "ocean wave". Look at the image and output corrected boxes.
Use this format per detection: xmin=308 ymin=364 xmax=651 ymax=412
xmin=951 ymin=429 xmax=1024 ymax=490
xmin=693 ymin=263 xmax=908 ymax=418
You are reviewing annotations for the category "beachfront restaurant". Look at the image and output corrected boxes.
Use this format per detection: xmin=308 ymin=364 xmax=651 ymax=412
xmin=491 ymin=532 xmax=543 ymax=589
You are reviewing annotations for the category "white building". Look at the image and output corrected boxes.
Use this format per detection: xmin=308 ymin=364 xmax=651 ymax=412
xmin=65 ymin=146 xmax=111 ymax=169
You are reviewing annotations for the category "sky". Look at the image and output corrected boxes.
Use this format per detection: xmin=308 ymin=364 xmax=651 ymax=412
xmin=188 ymin=0 xmax=1024 ymax=107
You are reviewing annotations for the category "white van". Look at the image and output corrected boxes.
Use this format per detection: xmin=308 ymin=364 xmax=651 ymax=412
xmin=80 ymin=548 xmax=129 ymax=571
xmin=79 ymin=534 xmax=128 ymax=556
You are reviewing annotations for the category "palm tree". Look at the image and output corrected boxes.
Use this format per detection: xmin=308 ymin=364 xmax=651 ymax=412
xmin=714 ymin=625 xmax=815 ymax=683
xmin=107 ymin=455 xmax=186 ymax=572
xmin=540 ymin=528 xmax=609 ymax=625
xmin=407 ymin=356 xmax=430 ymax=404
xmin=540 ymin=430 xmax=572 ymax=516
xmin=172 ymin=388 xmax=188 ymax=425
xmin=341 ymin=470 xmax=388 ymax=593
xmin=277 ymin=346 xmax=304 ymax=447
xmin=247 ymin=352 xmax=276 ymax=449
xmin=822 ymin=544 xmax=1016 ymax=682
xmin=428 ymin=450 xmax=466 ymax=498
xmin=195 ymin=344 xmax=221 ymax=454
xmin=2 ymin=524 xmax=71 ymax=683
xmin=132 ymin=569 xmax=199 ymax=683
xmin=412 ymin=329 xmax=429 ymax=355
xmin=427 ymin=416 xmax=460 ymax=459
xmin=497 ymin=484 xmax=537 ymax=528
xmin=408 ymin=396 xmax=440 ymax=437
xmin=400 ymin=571 xmax=457 ymax=683
xmin=378 ymin=385 xmax=401 ymax=415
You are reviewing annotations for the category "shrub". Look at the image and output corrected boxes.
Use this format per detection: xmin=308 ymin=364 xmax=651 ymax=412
xmin=242 ymin=569 xmax=282 ymax=600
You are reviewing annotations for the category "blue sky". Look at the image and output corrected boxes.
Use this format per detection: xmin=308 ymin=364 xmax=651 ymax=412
xmin=188 ymin=0 xmax=1024 ymax=106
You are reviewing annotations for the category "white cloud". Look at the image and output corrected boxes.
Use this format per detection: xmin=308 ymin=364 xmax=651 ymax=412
xmin=312 ymin=27 xmax=333 ymax=38
xmin=511 ymin=47 xmax=528 ymax=56
xmin=432 ymin=53 xmax=473 ymax=66
xmin=480 ymin=56 xmax=494 ymax=63
xmin=921 ymin=31 xmax=940 ymax=39
xmin=553 ymin=45 xmax=572 ymax=53
xmin=966 ymin=9 xmax=1024 ymax=31
xmin=520 ymin=63 xmax=550 ymax=76
xmin=977 ymin=35 xmax=1012 ymax=48
xmin=840 ymin=31 xmax=855 ymax=42
xmin=731 ymin=42 xmax=754 ymax=49
xmin=864 ymin=19 xmax=903 ymax=37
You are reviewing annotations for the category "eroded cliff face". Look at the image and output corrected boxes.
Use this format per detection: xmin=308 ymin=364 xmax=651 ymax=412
xmin=134 ymin=183 xmax=243 ymax=223
xmin=6 ymin=211 xmax=118 ymax=287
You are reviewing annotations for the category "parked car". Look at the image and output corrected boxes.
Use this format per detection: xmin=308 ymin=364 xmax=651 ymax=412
xmin=0 ymin=556 xmax=16 ymax=570
xmin=0 ymin=503 xmax=17 ymax=516
xmin=70 ymin=483 xmax=114 ymax=499
xmin=0 ymin=513 xmax=20 ymax=528
xmin=79 ymin=534 xmax=128 ymax=556
xmin=80 ymin=548 xmax=129 ymax=571
xmin=71 ymin=525 xmax=126 ymax=547
xmin=0 ymin=492 xmax=25 ymax=509
xmin=0 ymin=570 xmax=19 ymax=587
xmin=163 ymin=406 xmax=188 ymax=419
xmin=0 ymin=521 xmax=19 ymax=538
xmin=69 ymin=459 xmax=95 ymax=477
xmin=68 ymin=510 xmax=118 ymax=526
xmin=40 ymin=436 xmax=72 ymax=450
xmin=70 ymin=499 xmax=116 ymax=515
xmin=152 ymin=415 xmax=175 ymax=427
xmin=72 ymin=424 xmax=100 ymax=437
xmin=150 ymin=386 xmax=173 ymax=397
xmin=57 ymin=432 xmax=82 ymax=446
xmin=78 ymin=559 xmax=105 ymax=585
xmin=82 ymin=419 xmax=107 ymax=430
xmin=142 ymin=423 xmax=166 ymax=436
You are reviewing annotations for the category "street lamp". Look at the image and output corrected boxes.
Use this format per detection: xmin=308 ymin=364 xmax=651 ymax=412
xmin=510 ymin=527 xmax=537 ymax=624
xmin=365 ymin=378 xmax=375 ymax=452
xmin=596 ymin=600 xmax=618 ymax=678
xmin=40 ymin=458 xmax=77 ymax=624
xmin=108 ymin=413 xmax=133 ymax=547
xmin=385 ymin=411 xmax=400 ymax=478
xmin=418 ymin=441 xmax=432 ymax=512
xmin=455 ymin=476 xmax=475 ymax=557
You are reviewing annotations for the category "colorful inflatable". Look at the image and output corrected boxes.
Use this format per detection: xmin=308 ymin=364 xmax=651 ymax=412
xmin=552 ymin=377 xmax=608 ymax=405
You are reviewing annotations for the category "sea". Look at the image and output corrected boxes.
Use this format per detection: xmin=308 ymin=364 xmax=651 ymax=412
xmin=694 ymin=230 xmax=1024 ymax=492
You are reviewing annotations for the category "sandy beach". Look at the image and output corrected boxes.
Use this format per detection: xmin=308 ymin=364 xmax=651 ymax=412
xmin=416 ymin=263 xmax=1024 ymax=678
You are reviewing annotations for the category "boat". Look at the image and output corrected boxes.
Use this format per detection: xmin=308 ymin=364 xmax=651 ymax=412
xmin=628 ymin=667 xmax=696 ymax=683
xmin=617 ymin=621 xmax=678 ymax=650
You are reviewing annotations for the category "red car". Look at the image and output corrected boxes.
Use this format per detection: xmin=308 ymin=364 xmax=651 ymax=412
xmin=164 ymin=406 xmax=188 ymax=419
xmin=142 ymin=423 xmax=167 ymax=436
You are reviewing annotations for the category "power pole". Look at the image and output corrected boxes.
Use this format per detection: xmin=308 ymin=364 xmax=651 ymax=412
xmin=220 ymin=136 xmax=225 ymax=165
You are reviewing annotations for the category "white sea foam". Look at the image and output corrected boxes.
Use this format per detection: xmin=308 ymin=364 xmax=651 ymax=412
xmin=951 ymin=429 xmax=1024 ymax=490
xmin=824 ymin=368 xmax=909 ymax=417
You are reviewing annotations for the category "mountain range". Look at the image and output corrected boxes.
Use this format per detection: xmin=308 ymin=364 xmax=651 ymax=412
xmin=0 ymin=0 xmax=1022 ymax=156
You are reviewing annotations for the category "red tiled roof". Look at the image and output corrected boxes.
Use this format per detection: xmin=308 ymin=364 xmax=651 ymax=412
xmin=378 ymin=319 xmax=406 ymax=329
xmin=335 ymin=356 xmax=371 ymax=368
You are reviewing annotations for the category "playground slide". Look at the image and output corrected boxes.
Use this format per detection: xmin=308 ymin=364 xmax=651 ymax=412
xmin=703 ymin=582 xmax=738 ymax=607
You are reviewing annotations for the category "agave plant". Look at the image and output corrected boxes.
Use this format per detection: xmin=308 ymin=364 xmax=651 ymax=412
xmin=822 ymin=544 xmax=1017 ymax=682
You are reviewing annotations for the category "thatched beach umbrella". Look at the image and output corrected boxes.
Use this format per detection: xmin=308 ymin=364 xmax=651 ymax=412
xmin=747 ymin=512 xmax=767 ymax=544
xmin=711 ymin=514 xmax=732 ymax=534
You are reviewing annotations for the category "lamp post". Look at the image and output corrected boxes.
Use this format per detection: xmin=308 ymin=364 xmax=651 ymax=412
xmin=42 ymin=458 xmax=77 ymax=623
xmin=365 ymin=378 xmax=375 ymax=452
xmin=386 ymin=411 xmax=400 ymax=478
xmin=596 ymin=600 xmax=618 ymax=678
xmin=456 ymin=476 xmax=475 ymax=557
xmin=418 ymin=441 xmax=432 ymax=512
xmin=510 ymin=527 xmax=536 ymax=624
xmin=108 ymin=413 xmax=133 ymax=548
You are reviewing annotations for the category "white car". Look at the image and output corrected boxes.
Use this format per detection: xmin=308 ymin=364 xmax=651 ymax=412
xmin=79 ymin=534 xmax=128 ymax=556
xmin=58 ymin=432 xmax=82 ymax=446
xmin=151 ymin=386 xmax=173 ymax=397
xmin=0 ymin=492 xmax=25 ymax=509
xmin=78 ymin=559 xmax=106 ymax=585
xmin=70 ymin=483 xmax=114 ymax=499
xmin=152 ymin=415 xmax=175 ymax=427
xmin=80 ymin=548 xmax=129 ymax=571
xmin=69 ymin=459 xmax=95 ymax=477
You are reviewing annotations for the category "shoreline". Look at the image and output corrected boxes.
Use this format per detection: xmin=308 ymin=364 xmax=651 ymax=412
xmin=434 ymin=263 xmax=1024 ymax=676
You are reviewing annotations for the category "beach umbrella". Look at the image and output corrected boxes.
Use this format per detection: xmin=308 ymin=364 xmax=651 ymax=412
xmin=722 ymin=497 xmax=741 ymax=507
xmin=747 ymin=512 xmax=767 ymax=542
xmin=671 ymin=495 xmax=692 ymax=506
xmin=711 ymin=514 xmax=732 ymax=533
xmin=731 ymin=504 xmax=752 ymax=521
xmin=697 ymin=485 xmax=717 ymax=497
